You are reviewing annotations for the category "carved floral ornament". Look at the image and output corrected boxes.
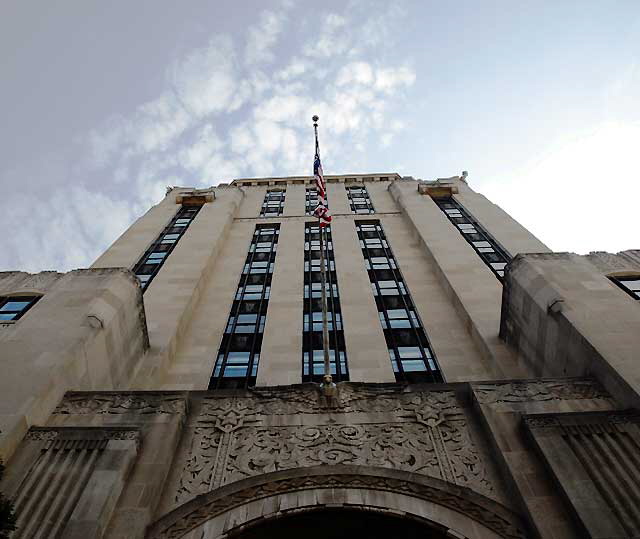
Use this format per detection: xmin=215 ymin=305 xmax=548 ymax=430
xmin=473 ymin=379 xmax=612 ymax=405
xmin=172 ymin=387 xmax=494 ymax=509
xmin=149 ymin=468 xmax=527 ymax=539
xmin=54 ymin=392 xmax=187 ymax=415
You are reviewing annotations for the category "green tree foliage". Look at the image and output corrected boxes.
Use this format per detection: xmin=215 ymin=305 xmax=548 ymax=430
xmin=0 ymin=461 xmax=16 ymax=539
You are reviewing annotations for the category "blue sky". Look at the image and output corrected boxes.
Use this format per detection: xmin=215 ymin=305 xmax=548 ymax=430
xmin=1 ymin=0 xmax=639 ymax=272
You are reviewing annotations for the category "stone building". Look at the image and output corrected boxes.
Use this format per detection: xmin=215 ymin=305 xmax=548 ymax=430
xmin=1 ymin=173 xmax=639 ymax=539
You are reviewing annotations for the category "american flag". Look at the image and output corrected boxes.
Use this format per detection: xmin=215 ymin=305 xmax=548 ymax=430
xmin=313 ymin=152 xmax=332 ymax=226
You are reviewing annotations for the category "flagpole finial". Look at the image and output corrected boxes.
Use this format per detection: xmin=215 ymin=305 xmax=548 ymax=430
xmin=312 ymin=115 xmax=319 ymax=126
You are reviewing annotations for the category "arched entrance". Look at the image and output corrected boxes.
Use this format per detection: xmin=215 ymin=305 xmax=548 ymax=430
xmin=227 ymin=507 xmax=448 ymax=539
xmin=147 ymin=466 xmax=527 ymax=539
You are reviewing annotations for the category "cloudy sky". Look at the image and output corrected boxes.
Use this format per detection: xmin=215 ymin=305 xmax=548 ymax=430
xmin=1 ymin=0 xmax=639 ymax=272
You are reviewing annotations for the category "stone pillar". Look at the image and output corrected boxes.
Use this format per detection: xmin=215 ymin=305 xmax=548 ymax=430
xmin=257 ymin=218 xmax=305 ymax=386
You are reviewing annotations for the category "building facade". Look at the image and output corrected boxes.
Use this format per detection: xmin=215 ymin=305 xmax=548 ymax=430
xmin=1 ymin=173 xmax=640 ymax=539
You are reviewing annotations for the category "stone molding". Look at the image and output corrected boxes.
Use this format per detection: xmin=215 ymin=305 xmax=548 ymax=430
xmin=148 ymin=466 xmax=527 ymax=539
xmin=8 ymin=426 xmax=140 ymax=539
xmin=472 ymin=378 xmax=612 ymax=404
xmin=171 ymin=385 xmax=494 ymax=505
xmin=25 ymin=426 xmax=141 ymax=444
xmin=54 ymin=391 xmax=187 ymax=415
xmin=586 ymin=250 xmax=640 ymax=272
xmin=524 ymin=410 xmax=640 ymax=537
xmin=0 ymin=270 xmax=64 ymax=294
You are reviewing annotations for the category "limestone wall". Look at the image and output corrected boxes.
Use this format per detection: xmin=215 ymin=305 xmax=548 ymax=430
xmin=501 ymin=252 xmax=640 ymax=408
xmin=0 ymin=268 xmax=147 ymax=461
xmin=0 ymin=380 xmax=622 ymax=539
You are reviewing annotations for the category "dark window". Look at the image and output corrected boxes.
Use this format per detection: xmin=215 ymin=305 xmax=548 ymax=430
xmin=610 ymin=276 xmax=640 ymax=300
xmin=132 ymin=204 xmax=203 ymax=291
xmin=305 ymin=188 xmax=329 ymax=215
xmin=346 ymin=185 xmax=374 ymax=214
xmin=260 ymin=189 xmax=286 ymax=217
xmin=433 ymin=197 xmax=510 ymax=280
xmin=302 ymin=223 xmax=349 ymax=382
xmin=356 ymin=220 xmax=442 ymax=384
xmin=0 ymin=295 xmax=40 ymax=321
xmin=210 ymin=224 xmax=280 ymax=389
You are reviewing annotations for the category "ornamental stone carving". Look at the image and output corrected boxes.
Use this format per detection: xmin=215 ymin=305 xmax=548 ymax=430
xmin=473 ymin=378 xmax=611 ymax=404
xmin=54 ymin=392 xmax=187 ymax=415
xmin=586 ymin=251 xmax=638 ymax=271
xmin=172 ymin=385 xmax=494 ymax=506
xmin=152 ymin=468 xmax=526 ymax=539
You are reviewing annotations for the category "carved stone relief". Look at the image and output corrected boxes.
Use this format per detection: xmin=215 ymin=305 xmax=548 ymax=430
xmin=172 ymin=386 xmax=494 ymax=506
xmin=153 ymin=470 xmax=526 ymax=539
xmin=54 ymin=392 xmax=186 ymax=415
xmin=0 ymin=270 xmax=64 ymax=294
xmin=586 ymin=251 xmax=639 ymax=272
xmin=473 ymin=378 xmax=612 ymax=404
xmin=525 ymin=411 xmax=640 ymax=538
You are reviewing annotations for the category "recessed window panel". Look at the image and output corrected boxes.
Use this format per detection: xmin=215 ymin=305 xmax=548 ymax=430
xmin=260 ymin=189 xmax=286 ymax=217
xmin=132 ymin=204 xmax=203 ymax=291
xmin=356 ymin=220 xmax=442 ymax=384
xmin=346 ymin=185 xmax=374 ymax=214
xmin=610 ymin=276 xmax=640 ymax=300
xmin=210 ymin=224 xmax=280 ymax=389
xmin=0 ymin=296 xmax=40 ymax=321
xmin=433 ymin=197 xmax=511 ymax=281
xmin=302 ymin=223 xmax=349 ymax=383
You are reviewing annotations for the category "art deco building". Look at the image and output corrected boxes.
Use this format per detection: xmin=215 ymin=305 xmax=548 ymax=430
xmin=1 ymin=173 xmax=640 ymax=539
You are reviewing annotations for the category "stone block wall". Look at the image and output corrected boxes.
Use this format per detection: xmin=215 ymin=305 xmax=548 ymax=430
xmin=1 ymin=379 xmax=626 ymax=539
xmin=501 ymin=252 xmax=640 ymax=408
xmin=0 ymin=269 xmax=148 ymax=462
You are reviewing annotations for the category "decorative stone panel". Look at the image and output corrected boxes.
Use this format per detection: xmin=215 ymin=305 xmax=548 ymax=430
xmin=54 ymin=392 xmax=187 ymax=416
xmin=150 ymin=467 xmax=527 ymax=539
xmin=473 ymin=378 xmax=613 ymax=405
xmin=168 ymin=384 xmax=495 ymax=508
xmin=525 ymin=411 xmax=640 ymax=539
xmin=2 ymin=427 xmax=140 ymax=539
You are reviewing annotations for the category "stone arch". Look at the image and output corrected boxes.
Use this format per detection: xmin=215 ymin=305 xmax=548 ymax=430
xmin=147 ymin=466 xmax=528 ymax=539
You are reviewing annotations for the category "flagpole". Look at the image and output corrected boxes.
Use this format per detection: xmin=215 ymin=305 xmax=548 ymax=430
xmin=312 ymin=115 xmax=332 ymax=388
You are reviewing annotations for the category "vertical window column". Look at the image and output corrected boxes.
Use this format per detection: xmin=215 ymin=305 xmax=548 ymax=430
xmin=209 ymin=224 xmax=280 ymax=389
xmin=133 ymin=204 xmax=202 ymax=290
xmin=305 ymin=187 xmax=329 ymax=215
xmin=302 ymin=223 xmax=348 ymax=382
xmin=432 ymin=197 xmax=510 ymax=279
xmin=346 ymin=185 xmax=375 ymax=214
xmin=355 ymin=220 xmax=442 ymax=384
xmin=260 ymin=189 xmax=286 ymax=217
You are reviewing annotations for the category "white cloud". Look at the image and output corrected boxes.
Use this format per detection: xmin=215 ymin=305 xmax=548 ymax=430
xmin=336 ymin=62 xmax=375 ymax=86
xmin=303 ymin=13 xmax=349 ymax=58
xmin=245 ymin=9 xmax=288 ymax=65
xmin=375 ymin=65 xmax=416 ymax=93
xmin=0 ymin=2 xmax=419 ymax=272
xmin=171 ymin=37 xmax=243 ymax=118
xmin=277 ymin=58 xmax=308 ymax=80
xmin=179 ymin=125 xmax=223 ymax=171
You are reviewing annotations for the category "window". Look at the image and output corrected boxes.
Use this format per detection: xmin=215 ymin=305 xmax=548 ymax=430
xmin=305 ymin=188 xmax=329 ymax=215
xmin=302 ymin=223 xmax=348 ymax=382
xmin=346 ymin=185 xmax=374 ymax=214
xmin=132 ymin=204 xmax=202 ymax=291
xmin=210 ymin=224 xmax=280 ymax=389
xmin=432 ymin=197 xmax=510 ymax=280
xmin=0 ymin=295 xmax=40 ymax=321
xmin=356 ymin=221 xmax=442 ymax=383
xmin=260 ymin=189 xmax=286 ymax=217
xmin=610 ymin=276 xmax=640 ymax=300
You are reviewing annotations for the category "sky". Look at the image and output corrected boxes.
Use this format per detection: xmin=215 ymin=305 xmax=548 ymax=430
xmin=1 ymin=0 xmax=639 ymax=272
